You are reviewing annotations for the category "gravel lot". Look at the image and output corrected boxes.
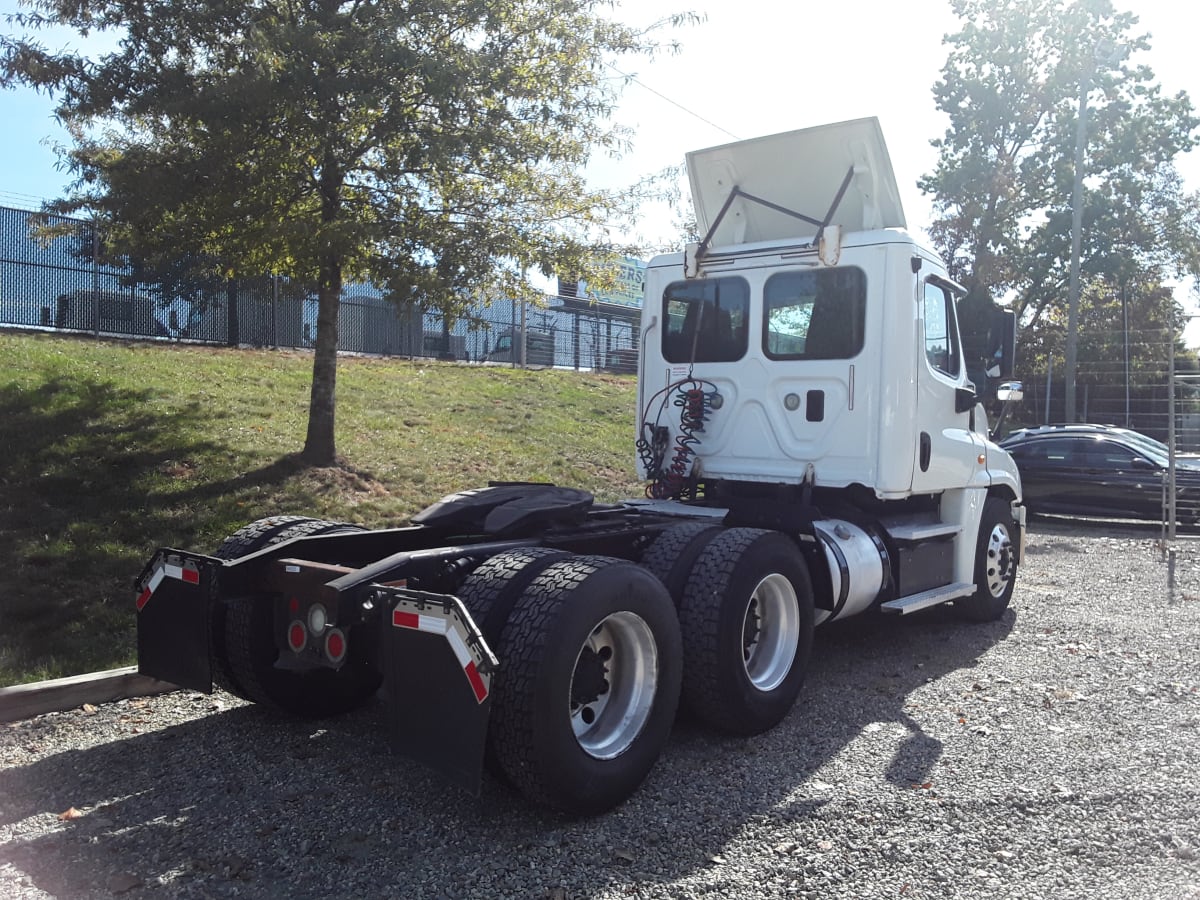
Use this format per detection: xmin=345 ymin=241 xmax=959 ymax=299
xmin=2 ymin=520 xmax=1199 ymax=899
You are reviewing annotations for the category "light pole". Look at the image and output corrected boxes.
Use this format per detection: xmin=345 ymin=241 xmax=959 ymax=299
xmin=1064 ymin=38 xmax=1126 ymax=423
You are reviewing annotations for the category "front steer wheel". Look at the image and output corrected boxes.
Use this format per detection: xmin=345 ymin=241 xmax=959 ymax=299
xmin=956 ymin=497 xmax=1019 ymax=623
xmin=488 ymin=556 xmax=682 ymax=815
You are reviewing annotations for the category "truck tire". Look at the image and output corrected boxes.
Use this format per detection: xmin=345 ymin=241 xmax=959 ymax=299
xmin=212 ymin=517 xmax=370 ymax=709
xmin=458 ymin=547 xmax=571 ymax=646
xmin=211 ymin=516 xmax=315 ymax=698
xmin=457 ymin=547 xmax=573 ymax=785
xmin=213 ymin=515 xmax=314 ymax=561
xmin=956 ymin=497 xmax=1018 ymax=622
xmin=639 ymin=521 xmax=723 ymax=605
xmin=224 ymin=589 xmax=382 ymax=718
xmin=678 ymin=528 xmax=814 ymax=735
xmin=488 ymin=556 xmax=682 ymax=815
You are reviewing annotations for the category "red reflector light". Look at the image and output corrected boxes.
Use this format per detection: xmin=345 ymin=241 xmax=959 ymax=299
xmin=288 ymin=596 xmax=300 ymax=615
xmin=325 ymin=629 xmax=347 ymax=664
xmin=287 ymin=621 xmax=307 ymax=653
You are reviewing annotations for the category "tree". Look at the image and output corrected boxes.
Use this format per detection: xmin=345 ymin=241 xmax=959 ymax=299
xmin=920 ymin=0 xmax=1200 ymax=346
xmin=2 ymin=0 xmax=686 ymax=464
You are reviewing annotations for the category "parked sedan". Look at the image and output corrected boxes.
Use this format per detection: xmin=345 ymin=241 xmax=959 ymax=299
xmin=999 ymin=426 xmax=1200 ymax=523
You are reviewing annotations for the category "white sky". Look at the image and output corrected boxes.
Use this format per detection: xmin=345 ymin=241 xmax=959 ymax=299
xmin=1 ymin=0 xmax=1197 ymax=321
xmin=598 ymin=0 xmax=1200 ymax=247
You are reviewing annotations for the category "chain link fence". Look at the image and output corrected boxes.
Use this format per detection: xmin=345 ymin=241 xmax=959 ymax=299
xmin=0 ymin=204 xmax=642 ymax=373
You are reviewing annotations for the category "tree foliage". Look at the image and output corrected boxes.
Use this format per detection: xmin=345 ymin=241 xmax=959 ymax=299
xmin=2 ymin=0 xmax=686 ymax=463
xmin=921 ymin=0 xmax=1200 ymax=387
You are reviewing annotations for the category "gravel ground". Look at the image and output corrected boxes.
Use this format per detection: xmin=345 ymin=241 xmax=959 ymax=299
xmin=2 ymin=520 xmax=1199 ymax=900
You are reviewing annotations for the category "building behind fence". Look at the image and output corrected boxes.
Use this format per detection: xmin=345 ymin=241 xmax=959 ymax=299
xmin=0 ymin=204 xmax=643 ymax=373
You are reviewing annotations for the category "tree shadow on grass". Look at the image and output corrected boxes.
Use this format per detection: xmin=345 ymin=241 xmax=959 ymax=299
xmin=0 ymin=376 xmax=315 ymax=682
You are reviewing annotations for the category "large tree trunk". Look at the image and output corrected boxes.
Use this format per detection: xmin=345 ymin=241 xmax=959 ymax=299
xmin=302 ymin=257 xmax=341 ymax=465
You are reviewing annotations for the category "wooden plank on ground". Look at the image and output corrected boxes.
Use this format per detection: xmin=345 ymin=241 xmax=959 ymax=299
xmin=0 ymin=667 xmax=177 ymax=723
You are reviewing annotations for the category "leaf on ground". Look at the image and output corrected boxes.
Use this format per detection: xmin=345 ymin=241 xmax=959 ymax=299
xmin=58 ymin=807 xmax=83 ymax=821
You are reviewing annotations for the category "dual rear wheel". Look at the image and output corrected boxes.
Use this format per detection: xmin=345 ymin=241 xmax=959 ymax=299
xmin=211 ymin=517 xmax=382 ymax=717
xmin=658 ymin=527 xmax=816 ymax=735
xmin=460 ymin=551 xmax=682 ymax=815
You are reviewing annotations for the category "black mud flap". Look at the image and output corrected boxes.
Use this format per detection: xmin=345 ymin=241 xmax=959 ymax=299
xmin=135 ymin=549 xmax=220 ymax=693
xmin=375 ymin=586 xmax=498 ymax=797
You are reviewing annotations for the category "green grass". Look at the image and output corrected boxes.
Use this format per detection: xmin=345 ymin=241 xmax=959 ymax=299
xmin=0 ymin=331 xmax=641 ymax=687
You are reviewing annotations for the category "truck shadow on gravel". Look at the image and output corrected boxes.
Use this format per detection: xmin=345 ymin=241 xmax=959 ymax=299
xmin=0 ymin=608 xmax=1013 ymax=899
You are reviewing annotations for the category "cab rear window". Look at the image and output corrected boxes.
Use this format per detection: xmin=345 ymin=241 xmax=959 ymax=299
xmin=763 ymin=267 xmax=866 ymax=360
xmin=662 ymin=277 xmax=749 ymax=364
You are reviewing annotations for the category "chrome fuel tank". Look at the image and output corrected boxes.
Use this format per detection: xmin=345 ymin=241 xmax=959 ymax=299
xmin=812 ymin=518 xmax=889 ymax=624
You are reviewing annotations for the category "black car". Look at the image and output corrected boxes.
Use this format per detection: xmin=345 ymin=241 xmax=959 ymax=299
xmin=999 ymin=425 xmax=1200 ymax=523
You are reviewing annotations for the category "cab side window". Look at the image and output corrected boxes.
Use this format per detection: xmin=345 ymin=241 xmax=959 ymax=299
xmin=923 ymin=281 xmax=961 ymax=377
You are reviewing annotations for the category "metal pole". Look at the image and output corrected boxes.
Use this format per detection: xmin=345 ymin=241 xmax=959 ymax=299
xmin=1122 ymin=281 xmax=1130 ymax=426
xmin=1064 ymin=71 xmax=1090 ymax=423
xmin=1045 ymin=355 xmax=1053 ymax=424
xmin=519 ymin=298 xmax=527 ymax=367
xmin=1168 ymin=319 xmax=1177 ymax=541
xmin=91 ymin=221 xmax=101 ymax=336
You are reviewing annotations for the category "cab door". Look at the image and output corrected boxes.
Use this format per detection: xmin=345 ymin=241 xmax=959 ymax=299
xmin=910 ymin=278 xmax=984 ymax=494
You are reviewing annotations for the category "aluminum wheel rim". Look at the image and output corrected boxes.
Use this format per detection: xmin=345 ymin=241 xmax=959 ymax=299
xmin=985 ymin=523 xmax=1016 ymax=599
xmin=742 ymin=573 xmax=801 ymax=692
xmin=569 ymin=611 xmax=658 ymax=760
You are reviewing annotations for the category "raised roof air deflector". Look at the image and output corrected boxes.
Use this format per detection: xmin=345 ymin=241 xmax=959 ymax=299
xmin=686 ymin=117 xmax=907 ymax=248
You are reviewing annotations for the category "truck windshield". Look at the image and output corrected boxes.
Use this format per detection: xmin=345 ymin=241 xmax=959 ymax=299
xmin=662 ymin=277 xmax=749 ymax=363
xmin=763 ymin=267 xmax=866 ymax=360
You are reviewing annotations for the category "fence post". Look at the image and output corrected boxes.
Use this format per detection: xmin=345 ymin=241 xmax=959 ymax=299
xmin=226 ymin=280 xmax=240 ymax=347
xmin=572 ymin=311 xmax=580 ymax=370
xmin=1168 ymin=321 xmax=1177 ymax=541
xmin=91 ymin=220 xmax=100 ymax=336
xmin=1044 ymin=357 xmax=1053 ymax=425
xmin=519 ymin=299 xmax=526 ymax=367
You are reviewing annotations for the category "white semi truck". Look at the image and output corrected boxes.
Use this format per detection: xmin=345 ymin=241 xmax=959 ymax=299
xmin=135 ymin=118 xmax=1023 ymax=815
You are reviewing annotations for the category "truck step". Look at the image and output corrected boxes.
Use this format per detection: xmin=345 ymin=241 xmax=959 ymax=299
xmin=885 ymin=522 xmax=962 ymax=542
xmin=880 ymin=582 xmax=975 ymax=615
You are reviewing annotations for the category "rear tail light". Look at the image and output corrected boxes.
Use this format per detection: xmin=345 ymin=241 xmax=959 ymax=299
xmin=287 ymin=620 xmax=307 ymax=653
xmin=324 ymin=628 xmax=347 ymax=664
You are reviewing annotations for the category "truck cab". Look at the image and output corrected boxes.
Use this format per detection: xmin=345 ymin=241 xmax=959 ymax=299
xmin=636 ymin=117 xmax=1022 ymax=615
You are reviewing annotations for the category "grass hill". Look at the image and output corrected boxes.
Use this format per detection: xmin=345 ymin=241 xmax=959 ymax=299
xmin=0 ymin=331 xmax=640 ymax=686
